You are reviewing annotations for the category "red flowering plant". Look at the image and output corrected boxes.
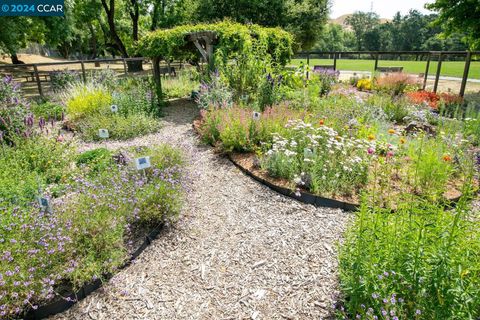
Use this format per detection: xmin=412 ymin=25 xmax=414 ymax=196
xmin=406 ymin=90 xmax=463 ymax=111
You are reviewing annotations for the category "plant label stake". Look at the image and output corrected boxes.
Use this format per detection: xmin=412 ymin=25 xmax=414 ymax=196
xmin=98 ymin=129 xmax=109 ymax=139
xmin=110 ymin=105 xmax=119 ymax=113
xmin=304 ymin=148 xmax=314 ymax=159
xmin=135 ymin=156 xmax=151 ymax=177
xmin=135 ymin=156 xmax=151 ymax=170
xmin=37 ymin=196 xmax=52 ymax=213
xmin=252 ymin=111 xmax=261 ymax=121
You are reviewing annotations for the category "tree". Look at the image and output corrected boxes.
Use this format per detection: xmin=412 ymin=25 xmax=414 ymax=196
xmin=0 ymin=17 xmax=45 ymax=63
xmin=193 ymin=0 xmax=329 ymax=49
xmin=313 ymin=24 xmax=355 ymax=51
xmin=426 ymin=0 xmax=480 ymax=49
xmin=345 ymin=12 xmax=380 ymax=50
xmin=150 ymin=0 xmax=196 ymax=30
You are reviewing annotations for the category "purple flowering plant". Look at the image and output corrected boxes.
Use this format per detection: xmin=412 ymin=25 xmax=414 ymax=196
xmin=0 ymin=142 xmax=186 ymax=318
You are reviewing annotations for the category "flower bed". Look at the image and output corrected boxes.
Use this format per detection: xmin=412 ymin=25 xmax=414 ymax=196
xmin=0 ymin=76 xmax=186 ymax=319
xmin=192 ymin=56 xmax=480 ymax=318
xmin=196 ymin=103 xmax=475 ymax=208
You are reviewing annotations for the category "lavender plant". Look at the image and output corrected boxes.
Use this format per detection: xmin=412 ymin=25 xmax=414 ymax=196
xmin=196 ymin=74 xmax=233 ymax=110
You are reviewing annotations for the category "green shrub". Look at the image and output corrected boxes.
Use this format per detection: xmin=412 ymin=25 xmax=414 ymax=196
xmin=77 ymin=113 xmax=161 ymax=141
xmin=199 ymin=104 xmax=301 ymax=152
xmin=0 ymin=136 xmax=76 ymax=205
xmin=113 ymin=77 xmax=158 ymax=117
xmin=50 ymin=70 xmax=80 ymax=92
xmin=0 ymin=143 xmax=185 ymax=317
xmin=163 ymin=70 xmax=199 ymax=99
xmin=30 ymin=101 xmax=64 ymax=120
xmin=64 ymin=83 xmax=112 ymax=121
xmin=76 ymin=148 xmax=114 ymax=175
xmin=406 ymin=136 xmax=455 ymax=201
xmin=338 ymin=189 xmax=480 ymax=320
xmin=261 ymin=120 xmax=372 ymax=196
xmin=365 ymin=94 xmax=410 ymax=124
xmin=0 ymin=76 xmax=30 ymax=144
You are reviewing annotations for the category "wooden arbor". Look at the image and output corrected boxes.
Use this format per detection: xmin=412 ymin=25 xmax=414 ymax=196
xmin=151 ymin=30 xmax=218 ymax=104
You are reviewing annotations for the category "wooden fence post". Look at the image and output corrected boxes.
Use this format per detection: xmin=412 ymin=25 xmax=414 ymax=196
xmin=422 ymin=53 xmax=431 ymax=90
xmin=333 ymin=52 xmax=337 ymax=71
xmin=33 ymin=65 xmax=43 ymax=98
xmin=306 ymin=53 xmax=310 ymax=80
xmin=80 ymin=61 xmax=87 ymax=83
xmin=374 ymin=53 xmax=379 ymax=72
xmin=459 ymin=52 xmax=472 ymax=97
xmin=433 ymin=52 xmax=443 ymax=93
xmin=122 ymin=59 xmax=128 ymax=75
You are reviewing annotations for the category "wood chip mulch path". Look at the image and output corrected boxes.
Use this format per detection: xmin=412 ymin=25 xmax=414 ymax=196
xmin=51 ymin=99 xmax=349 ymax=320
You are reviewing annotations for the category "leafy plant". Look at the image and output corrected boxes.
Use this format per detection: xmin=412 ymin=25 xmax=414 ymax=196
xmin=50 ymin=70 xmax=80 ymax=92
xmin=163 ymin=70 xmax=199 ymax=99
xmin=64 ymin=83 xmax=112 ymax=122
xmin=77 ymin=113 xmax=161 ymax=142
xmin=196 ymin=74 xmax=233 ymax=110
xmin=30 ymin=101 xmax=64 ymax=121
xmin=338 ymin=185 xmax=479 ymax=319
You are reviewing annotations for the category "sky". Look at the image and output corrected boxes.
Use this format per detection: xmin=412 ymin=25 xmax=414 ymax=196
xmin=330 ymin=0 xmax=433 ymax=19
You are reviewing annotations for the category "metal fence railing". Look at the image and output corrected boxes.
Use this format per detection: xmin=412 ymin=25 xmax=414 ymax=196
xmin=295 ymin=51 xmax=480 ymax=97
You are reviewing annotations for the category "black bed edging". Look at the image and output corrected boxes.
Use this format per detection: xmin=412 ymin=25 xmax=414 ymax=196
xmin=23 ymin=225 xmax=164 ymax=320
xmin=227 ymin=154 xmax=468 ymax=212
xmin=227 ymin=155 xmax=359 ymax=212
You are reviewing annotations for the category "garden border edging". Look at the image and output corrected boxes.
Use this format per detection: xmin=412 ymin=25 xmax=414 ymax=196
xmin=22 ymin=225 xmax=164 ymax=320
xmin=192 ymin=120 xmax=465 ymax=212
xmin=227 ymin=154 xmax=359 ymax=211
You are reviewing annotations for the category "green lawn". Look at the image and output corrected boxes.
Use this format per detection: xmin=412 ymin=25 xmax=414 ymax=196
xmin=291 ymin=58 xmax=480 ymax=79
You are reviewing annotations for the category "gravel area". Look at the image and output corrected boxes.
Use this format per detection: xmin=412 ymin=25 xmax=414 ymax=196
xmin=51 ymin=99 xmax=350 ymax=320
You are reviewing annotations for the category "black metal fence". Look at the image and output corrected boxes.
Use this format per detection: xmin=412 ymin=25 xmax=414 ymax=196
xmin=295 ymin=51 xmax=480 ymax=97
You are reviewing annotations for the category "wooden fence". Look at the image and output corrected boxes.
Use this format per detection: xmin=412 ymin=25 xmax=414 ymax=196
xmin=0 ymin=57 xmax=181 ymax=98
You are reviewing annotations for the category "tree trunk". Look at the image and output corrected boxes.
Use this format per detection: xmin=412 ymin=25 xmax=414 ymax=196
xmin=10 ymin=53 xmax=24 ymax=64
xmin=88 ymin=23 xmax=98 ymax=59
xmin=126 ymin=0 xmax=143 ymax=72
xmin=101 ymin=0 xmax=129 ymax=58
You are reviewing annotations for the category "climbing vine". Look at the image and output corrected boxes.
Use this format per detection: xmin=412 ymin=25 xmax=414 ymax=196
xmin=137 ymin=21 xmax=294 ymax=66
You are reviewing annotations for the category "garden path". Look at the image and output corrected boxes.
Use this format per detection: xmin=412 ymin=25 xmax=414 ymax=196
xmin=52 ymin=99 xmax=349 ymax=320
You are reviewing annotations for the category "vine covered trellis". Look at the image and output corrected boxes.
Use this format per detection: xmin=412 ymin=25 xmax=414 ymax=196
xmin=137 ymin=21 xmax=294 ymax=103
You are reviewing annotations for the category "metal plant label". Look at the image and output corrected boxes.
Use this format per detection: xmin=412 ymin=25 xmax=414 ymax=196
xmin=135 ymin=156 xmax=151 ymax=170
xmin=304 ymin=148 xmax=314 ymax=159
xmin=110 ymin=104 xmax=119 ymax=113
xmin=252 ymin=111 xmax=261 ymax=121
xmin=37 ymin=196 xmax=51 ymax=212
xmin=98 ymin=129 xmax=109 ymax=139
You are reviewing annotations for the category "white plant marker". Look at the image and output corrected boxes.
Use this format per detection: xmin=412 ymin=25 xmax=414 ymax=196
xmin=252 ymin=111 xmax=261 ymax=121
xmin=135 ymin=156 xmax=151 ymax=178
xmin=304 ymin=148 xmax=314 ymax=159
xmin=110 ymin=104 xmax=119 ymax=113
xmin=135 ymin=156 xmax=151 ymax=170
xmin=98 ymin=129 xmax=109 ymax=139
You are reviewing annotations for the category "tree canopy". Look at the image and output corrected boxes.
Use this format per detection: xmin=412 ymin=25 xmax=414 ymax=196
xmin=138 ymin=21 xmax=294 ymax=66
xmin=426 ymin=0 xmax=480 ymax=50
